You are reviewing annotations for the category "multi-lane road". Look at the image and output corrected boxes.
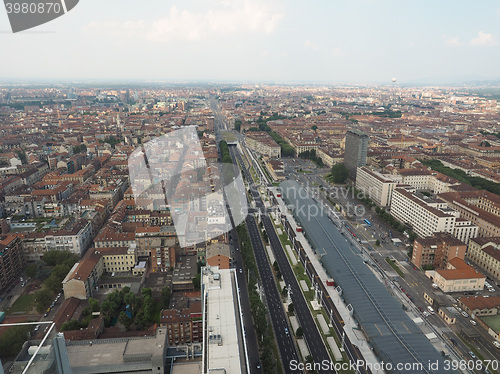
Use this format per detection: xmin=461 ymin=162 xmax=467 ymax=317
xmin=230 ymin=145 xmax=338 ymax=374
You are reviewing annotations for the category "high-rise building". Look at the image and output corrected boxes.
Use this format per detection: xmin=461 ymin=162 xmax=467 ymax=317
xmin=344 ymin=129 xmax=369 ymax=179
xmin=0 ymin=235 xmax=25 ymax=293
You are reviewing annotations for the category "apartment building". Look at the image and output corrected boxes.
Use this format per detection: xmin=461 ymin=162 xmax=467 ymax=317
xmin=62 ymin=249 xmax=104 ymax=300
xmin=94 ymin=229 xmax=135 ymax=248
xmin=428 ymin=257 xmax=485 ymax=293
xmin=439 ymin=190 xmax=500 ymax=238
xmin=391 ymin=186 xmax=478 ymax=242
xmin=392 ymin=186 xmax=456 ymax=237
xmin=356 ymin=167 xmax=399 ymax=206
xmin=412 ymin=232 xmax=466 ymax=269
xmin=100 ymin=244 xmax=138 ymax=274
xmin=0 ymin=235 xmax=25 ymax=293
xmin=267 ymin=159 xmax=285 ymax=181
xmin=44 ymin=220 xmax=93 ymax=257
xmin=316 ymin=148 xmax=342 ymax=168
xmin=22 ymin=219 xmax=93 ymax=261
xmin=135 ymin=226 xmax=177 ymax=272
xmin=245 ymin=132 xmax=281 ymax=158
xmin=206 ymin=243 xmax=231 ymax=269
xmin=160 ymin=301 xmax=202 ymax=345
xmin=467 ymin=237 xmax=500 ymax=281
xmin=398 ymin=169 xmax=461 ymax=194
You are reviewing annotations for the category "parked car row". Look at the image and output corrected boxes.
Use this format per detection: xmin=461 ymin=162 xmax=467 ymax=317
xmin=44 ymin=292 xmax=62 ymax=317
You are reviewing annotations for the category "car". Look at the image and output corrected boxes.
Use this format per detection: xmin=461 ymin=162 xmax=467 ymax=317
xmin=427 ymin=306 xmax=435 ymax=314
xmin=462 ymin=311 xmax=469 ymax=318
xmin=432 ymin=283 xmax=438 ymax=289
xmin=488 ymin=288 xmax=495 ymax=293
xmin=469 ymin=351 xmax=476 ymax=359
xmin=470 ymin=320 xmax=477 ymax=326
xmin=34 ymin=325 xmax=40 ymax=332
xmin=284 ymin=328 xmax=289 ymax=335
xmin=239 ymin=269 xmax=243 ymax=274
xmin=256 ymin=363 xmax=262 ymax=369
xmin=44 ymin=312 xmax=48 ymax=317
xmin=419 ymin=306 xmax=424 ymax=312
xmin=493 ymin=341 xmax=500 ymax=349
xmin=423 ymin=311 xmax=429 ymax=317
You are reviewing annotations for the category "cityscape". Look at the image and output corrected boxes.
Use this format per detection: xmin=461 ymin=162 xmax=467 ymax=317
xmin=0 ymin=83 xmax=500 ymax=374
xmin=1 ymin=1 xmax=500 ymax=374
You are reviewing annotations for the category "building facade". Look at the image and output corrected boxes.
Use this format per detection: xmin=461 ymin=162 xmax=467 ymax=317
xmin=356 ymin=167 xmax=399 ymax=207
xmin=412 ymin=232 xmax=466 ymax=269
xmin=427 ymin=258 xmax=486 ymax=293
xmin=0 ymin=235 xmax=25 ymax=293
xmin=344 ymin=129 xmax=369 ymax=179
xmin=391 ymin=186 xmax=478 ymax=242
xmin=467 ymin=237 xmax=500 ymax=281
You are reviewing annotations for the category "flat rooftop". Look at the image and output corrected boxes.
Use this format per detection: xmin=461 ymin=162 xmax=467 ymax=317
xmin=202 ymin=266 xmax=243 ymax=374
xmin=280 ymin=180 xmax=452 ymax=374
xmin=66 ymin=329 xmax=166 ymax=374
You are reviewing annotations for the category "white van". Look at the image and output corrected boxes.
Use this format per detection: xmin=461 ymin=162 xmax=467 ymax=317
xmin=427 ymin=306 xmax=435 ymax=314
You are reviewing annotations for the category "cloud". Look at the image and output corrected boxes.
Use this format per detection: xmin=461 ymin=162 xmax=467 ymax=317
xmin=304 ymin=40 xmax=322 ymax=51
xmin=84 ymin=0 xmax=284 ymax=43
xmin=442 ymin=35 xmax=461 ymax=47
xmin=304 ymin=40 xmax=345 ymax=57
xmin=470 ymin=31 xmax=497 ymax=46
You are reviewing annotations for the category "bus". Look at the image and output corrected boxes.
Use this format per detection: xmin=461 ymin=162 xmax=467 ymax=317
xmin=364 ymin=219 xmax=372 ymax=226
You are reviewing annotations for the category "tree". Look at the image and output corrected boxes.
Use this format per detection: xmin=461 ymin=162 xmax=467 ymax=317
xmin=296 ymin=326 xmax=303 ymax=337
xmin=119 ymin=311 xmax=132 ymax=331
xmin=35 ymin=263 xmax=51 ymax=280
xmin=60 ymin=319 xmax=82 ymax=331
xmin=140 ymin=288 xmax=151 ymax=298
xmin=35 ymin=288 xmax=54 ymax=313
xmin=26 ymin=263 xmax=38 ymax=278
xmin=42 ymin=250 xmax=78 ymax=267
xmin=273 ymin=261 xmax=279 ymax=273
xmin=135 ymin=311 xmax=147 ymax=330
xmin=89 ymin=298 xmax=99 ymax=313
xmin=234 ymin=119 xmax=242 ymax=132
xmin=192 ymin=273 xmax=201 ymax=290
xmin=15 ymin=150 xmax=27 ymax=164
xmin=282 ymin=285 xmax=288 ymax=297
xmin=52 ymin=263 xmax=72 ymax=280
xmin=331 ymin=163 xmax=348 ymax=184
xmin=45 ymin=274 xmax=63 ymax=293
xmin=311 ymin=125 xmax=318 ymax=131
xmin=288 ymin=303 xmax=294 ymax=314
xmin=262 ymin=230 xmax=268 ymax=243
xmin=160 ymin=286 xmax=171 ymax=309
xmin=0 ymin=326 xmax=30 ymax=359
xmin=375 ymin=239 xmax=381 ymax=246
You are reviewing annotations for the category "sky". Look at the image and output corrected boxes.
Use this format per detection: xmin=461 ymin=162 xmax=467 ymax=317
xmin=1 ymin=0 xmax=500 ymax=84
